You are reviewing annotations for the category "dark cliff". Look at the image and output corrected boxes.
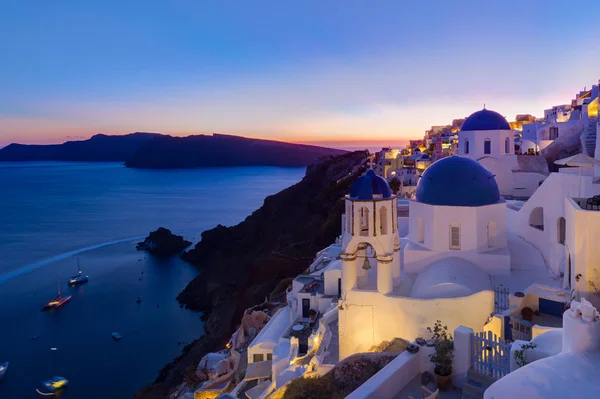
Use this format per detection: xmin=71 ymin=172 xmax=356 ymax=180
xmin=0 ymin=133 xmax=160 ymax=162
xmin=124 ymin=134 xmax=347 ymax=169
xmin=134 ymin=151 xmax=368 ymax=398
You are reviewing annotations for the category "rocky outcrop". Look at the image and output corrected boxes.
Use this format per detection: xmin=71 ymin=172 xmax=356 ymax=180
xmin=137 ymin=227 xmax=191 ymax=257
xmin=124 ymin=134 xmax=347 ymax=169
xmin=134 ymin=151 xmax=368 ymax=398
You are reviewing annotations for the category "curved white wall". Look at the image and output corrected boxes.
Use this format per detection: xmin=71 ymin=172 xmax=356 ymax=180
xmin=458 ymin=129 xmax=514 ymax=159
xmin=338 ymin=289 xmax=494 ymax=359
xmin=478 ymin=157 xmax=513 ymax=196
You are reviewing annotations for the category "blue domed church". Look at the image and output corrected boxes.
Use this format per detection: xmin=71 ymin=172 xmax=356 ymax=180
xmin=404 ymin=155 xmax=510 ymax=277
xmin=457 ymin=108 xmax=548 ymax=197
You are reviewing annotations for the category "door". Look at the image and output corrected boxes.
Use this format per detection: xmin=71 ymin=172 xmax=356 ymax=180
xmin=338 ymin=278 xmax=342 ymax=297
xmin=302 ymin=298 xmax=310 ymax=318
xmin=539 ymin=298 xmax=564 ymax=317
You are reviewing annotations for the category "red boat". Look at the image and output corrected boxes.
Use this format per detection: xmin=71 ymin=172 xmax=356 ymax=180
xmin=41 ymin=276 xmax=72 ymax=312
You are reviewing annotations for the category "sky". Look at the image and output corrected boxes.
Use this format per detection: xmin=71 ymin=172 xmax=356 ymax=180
xmin=1 ymin=1 xmax=599 ymax=148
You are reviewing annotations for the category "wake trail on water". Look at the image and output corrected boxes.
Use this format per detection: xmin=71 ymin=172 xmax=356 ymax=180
xmin=0 ymin=235 xmax=145 ymax=285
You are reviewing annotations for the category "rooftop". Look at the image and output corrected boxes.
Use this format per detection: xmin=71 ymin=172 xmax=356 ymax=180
xmin=349 ymin=169 xmax=393 ymax=200
xmin=295 ymin=275 xmax=325 ymax=295
xmin=415 ymin=156 xmax=501 ymax=207
xmin=461 ymin=108 xmax=511 ymax=131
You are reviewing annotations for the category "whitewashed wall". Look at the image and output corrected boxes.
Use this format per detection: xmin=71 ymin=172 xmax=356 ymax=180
xmin=565 ymin=198 xmax=600 ymax=309
xmin=338 ymin=289 xmax=494 ymax=359
xmin=458 ymin=129 xmax=514 ymax=159
xmin=508 ymin=172 xmax=600 ymax=277
xmin=405 ymin=201 xmax=510 ymax=275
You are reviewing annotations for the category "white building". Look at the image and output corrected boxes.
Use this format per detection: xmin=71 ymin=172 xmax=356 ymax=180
xmin=457 ymin=108 xmax=549 ymax=198
xmin=484 ymin=299 xmax=600 ymax=399
xmin=339 ymin=162 xmax=516 ymax=359
xmin=544 ymin=104 xmax=572 ymax=123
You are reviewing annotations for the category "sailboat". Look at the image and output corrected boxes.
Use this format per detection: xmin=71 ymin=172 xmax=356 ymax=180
xmin=41 ymin=276 xmax=72 ymax=312
xmin=68 ymin=258 xmax=89 ymax=286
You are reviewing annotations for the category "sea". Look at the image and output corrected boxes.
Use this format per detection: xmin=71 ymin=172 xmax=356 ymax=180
xmin=0 ymin=162 xmax=304 ymax=399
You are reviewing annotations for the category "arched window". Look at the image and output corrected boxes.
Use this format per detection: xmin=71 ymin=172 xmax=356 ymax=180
xmin=505 ymin=137 xmax=510 ymax=154
xmin=529 ymin=207 xmax=544 ymax=231
xmin=359 ymin=207 xmax=370 ymax=236
xmin=449 ymin=223 xmax=460 ymax=250
xmin=417 ymin=217 xmax=424 ymax=244
xmin=379 ymin=206 xmax=389 ymax=235
xmin=557 ymin=217 xmax=566 ymax=244
xmin=487 ymin=220 xmax=496 ymax=248
xmin=464 ymin=138 xmax=469 ymax=154
xmin=484 ymin=138 xmax=491 ymax=154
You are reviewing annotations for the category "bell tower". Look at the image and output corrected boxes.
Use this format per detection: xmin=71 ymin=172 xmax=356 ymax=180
xmin=341 ymin=169 xmax=400 ymax=296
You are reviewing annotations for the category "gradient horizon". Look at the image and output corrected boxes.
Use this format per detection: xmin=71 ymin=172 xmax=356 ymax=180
xmin=1 ymin=1 xmax=599 ymax=148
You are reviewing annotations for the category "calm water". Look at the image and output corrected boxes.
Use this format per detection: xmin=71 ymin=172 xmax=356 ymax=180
xmin=0 ymin=162 xmax=304 ymax=399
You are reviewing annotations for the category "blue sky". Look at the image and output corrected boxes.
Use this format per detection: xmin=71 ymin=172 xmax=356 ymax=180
xmin=1 ymin=0 xmax=599 ymax=147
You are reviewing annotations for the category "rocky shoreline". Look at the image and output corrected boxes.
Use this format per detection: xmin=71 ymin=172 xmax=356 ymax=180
xmin=134 ymin=151 xmax=368 ymax=399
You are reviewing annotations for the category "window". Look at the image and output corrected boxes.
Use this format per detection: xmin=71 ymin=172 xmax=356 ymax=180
xmin=417 ymin=217 xmax=424 ymax=244
xmin=484 ymin=138 xmax=491 ymax=154
xmin=558 ymin=217 xmax=566 ymax=244
xmin=450 ymin=224 xmax=460 ymax=250
xmin=267 ymin=353 xmax=273 ymax=361
xmin=487 ymin=220 xmax=496 ymax=248
xmin=359 ymin=207 xmax=370 ymax=236
xmin=346 ymin=203 xmax=352 ymax=233
xmin=549 ymin=127 xmax=559 ymax=140
xmin=529 ymin=207 xmax=544 ymax=231
xmin=379 ymin=206 xmax=388 ymax=235
xmin=253 ymin=354 xmax=264 ymax=363
xmin=464 ymin=138 xmax=469 ymax=154
xmin=505 ymin=137 xmax=510 ymax=154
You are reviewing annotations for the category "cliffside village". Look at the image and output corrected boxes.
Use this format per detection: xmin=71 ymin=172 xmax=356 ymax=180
xmin=173 ymin=83 xmax=600 ymax=399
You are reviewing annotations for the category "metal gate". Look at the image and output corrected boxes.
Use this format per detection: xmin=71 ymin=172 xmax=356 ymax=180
xmin=510 ymin=316 xmax=533 ymax=341
xmin=471 ymin=331 xmax=511 ymax=380
xmin=494 ymin=284 xmax=509 ymax=313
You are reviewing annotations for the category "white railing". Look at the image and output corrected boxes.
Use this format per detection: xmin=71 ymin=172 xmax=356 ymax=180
xmin=510 ymin=316 xmax=533 ymax=341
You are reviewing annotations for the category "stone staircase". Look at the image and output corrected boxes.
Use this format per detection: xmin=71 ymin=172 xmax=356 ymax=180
xmin=461 ymin=369 xmax=496 ymax=399
xmin=581 ymin=118 xmax=598 ymax=157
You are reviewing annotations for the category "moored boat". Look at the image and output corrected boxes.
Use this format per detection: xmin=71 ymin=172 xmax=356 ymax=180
xmin=0 ymin=361 xmax=8 ymax=378
xmin=111 ymin=332 xmax=122 ymax=341
xmin=68 ymin=258 xmax=88 ymax=286
xmin=41 ymin=277 xmax=72 ymax=312
xmin=36 ymin=376 xmax=68 ymax=395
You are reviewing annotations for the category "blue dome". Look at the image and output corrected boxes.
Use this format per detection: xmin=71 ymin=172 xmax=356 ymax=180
xmin=350 ymin=169 xmax=393 ymax=200
xmin=416 ymin=156 xmax=500 ymax=206
xmin=461 ymin=109 xmax=510 ymax=131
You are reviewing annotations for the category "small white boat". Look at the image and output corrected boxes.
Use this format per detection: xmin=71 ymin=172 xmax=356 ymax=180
xmin=111 ymin=332 xmax=122 ymax=341
xmin=0 ymin=362 xmax=8 ymax=378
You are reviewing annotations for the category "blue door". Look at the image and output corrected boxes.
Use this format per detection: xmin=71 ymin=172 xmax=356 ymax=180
xmin=302 ymin=298 xmax=310 ymax=318
xmin=539 ymin=298 xmax=564 ymax=317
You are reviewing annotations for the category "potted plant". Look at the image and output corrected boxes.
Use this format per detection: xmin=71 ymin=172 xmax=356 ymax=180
xmin=308 ymin=309 xmax=317 ymax=322
xmin=427 ymin=320 xmax=453 ymax=392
